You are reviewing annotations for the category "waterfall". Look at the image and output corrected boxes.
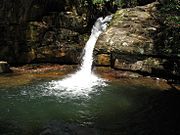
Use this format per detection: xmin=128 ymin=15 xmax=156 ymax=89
xmin=80 ymin=15 xmax=113 ymax=75
xmin=48 ymin=15 xmax=113 ymax=97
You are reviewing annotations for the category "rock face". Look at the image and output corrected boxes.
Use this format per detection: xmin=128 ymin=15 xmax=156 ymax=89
xmin=0 ymin=0 xmax=95 ymax=64
xmin=95 ymin=2 xmax=180 ymax=78
xmin=0 ymin=0 xmax=179 ymax=79
xmin=0 ymin=0 xmax=160 ymax=66
xmin=0 ymin=61 xmax=11 ymax=73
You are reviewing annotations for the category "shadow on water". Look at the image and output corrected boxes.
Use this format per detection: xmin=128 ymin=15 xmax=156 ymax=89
xmin=95 ymin=87 xmax=180 ymax=135
xmin=0 ymin=80 xmax=180 ymax=135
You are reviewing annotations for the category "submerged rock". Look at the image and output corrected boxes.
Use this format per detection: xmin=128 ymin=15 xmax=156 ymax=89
xmin=39 ymin=121 xmax=98 ymax=135
xmin=95 ymin=2 xmax=180 ymax=79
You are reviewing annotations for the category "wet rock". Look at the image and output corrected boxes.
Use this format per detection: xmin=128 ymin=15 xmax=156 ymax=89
xmin=114 ymin=57 xmax=164 ymax=73
xmin=95 ymin=54 xmax=111 ymax=66
xmin=0 ymin=61 xmax=11 ymax=73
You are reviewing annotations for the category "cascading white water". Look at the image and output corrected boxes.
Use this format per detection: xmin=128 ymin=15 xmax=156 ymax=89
xmin=48 ymin=15 xmax=113 ymax=98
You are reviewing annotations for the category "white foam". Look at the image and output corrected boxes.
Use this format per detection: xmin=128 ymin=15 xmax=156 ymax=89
xmin=46 ymin=15 xmax=113 ymax=98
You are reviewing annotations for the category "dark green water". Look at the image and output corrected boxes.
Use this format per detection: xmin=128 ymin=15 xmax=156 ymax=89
xmin=0 ymin=77 xmax=180 ymax=135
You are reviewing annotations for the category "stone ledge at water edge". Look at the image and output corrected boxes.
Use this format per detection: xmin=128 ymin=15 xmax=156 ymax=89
xmin=0 ymin=61 xmax=11 ymax=73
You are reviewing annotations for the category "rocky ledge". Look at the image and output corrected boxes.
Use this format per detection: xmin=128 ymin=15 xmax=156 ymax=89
xmin=0 ymin=61 xmax=11 ymax=73
xmin=94 ymin=2 xmax=179 ymax=79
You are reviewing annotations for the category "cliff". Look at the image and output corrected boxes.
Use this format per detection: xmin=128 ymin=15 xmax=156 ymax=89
xmin=0 ymin=0 xmax=96 ymax=64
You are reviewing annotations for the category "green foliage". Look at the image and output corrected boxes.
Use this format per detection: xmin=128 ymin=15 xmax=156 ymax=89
xmin=158 ymin=0 xmax=180 ymax=58
xmin=165 ymin=16 xmax=180 ymax=25
xmin=160 ymin=0 xmax=180 ymax=12
xmin=92 ymin=0 xmax=107 ymax=4
xmin=116 ymin=0 xmax=126 ymax=7
xmin=91 ymin=0 xmax=138 ymax=8
xmin=160 ymin=0 xmax=180 ymax=26
xmin=112 ymin=0 xmax=138 ymax=8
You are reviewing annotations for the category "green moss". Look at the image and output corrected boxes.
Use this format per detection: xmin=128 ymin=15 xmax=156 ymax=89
xmin=109 ymin=9 xmax=126 ymax=26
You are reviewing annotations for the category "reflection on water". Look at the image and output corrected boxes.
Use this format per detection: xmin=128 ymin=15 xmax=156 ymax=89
xmin=0 ymin=75 xmax=180 ymax=135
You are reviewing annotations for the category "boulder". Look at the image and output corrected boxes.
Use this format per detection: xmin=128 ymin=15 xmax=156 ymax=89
xmin=95 ymin=2 xmax=161 ymax=55
xmin=0 ymin=61 xmax=11 ymax=73
xmin=95 ymin=2 xmax=180 ymax=78
xmin=114 ymin=57 xmax=164 ymax=73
